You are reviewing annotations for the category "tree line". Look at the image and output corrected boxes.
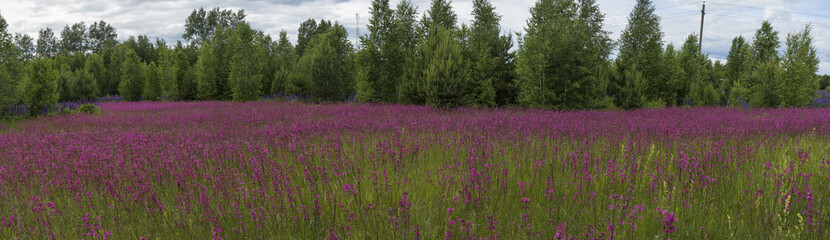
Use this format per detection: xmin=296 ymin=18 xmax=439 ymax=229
xmin=0 ymin=0 xmax=826 ymax=116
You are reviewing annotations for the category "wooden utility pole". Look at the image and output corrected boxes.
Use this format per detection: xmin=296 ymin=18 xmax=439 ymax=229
xmin=699 ymin=1 xmax=706 ymax=54
xmin=356 ymin=13 xmax=360 ymax=50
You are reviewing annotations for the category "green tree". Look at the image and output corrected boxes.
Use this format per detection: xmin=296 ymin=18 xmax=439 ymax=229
xmin=72 ymin=68 xmax=98 ymax=100
xmin=747 ymin=21 xmax=781 ymax=108
xmin=723 ymin=36 xmax=753 ymax=98
xmin=196 ymin=26 xmax=232 ymax=100
xmin=288 ymin=24 xmax=355 ymax=101
xmin=87 ymin=20 xmax=118 ymax=53
xmin=271 ymin=31 xmax=296 ymax=95
xmin=22 ymin=59 xmax=59 ymax=117
xmin=678 ymin=33 xmax=713 ymax=105
xmin=14 ymin=33 xmax=36 ymax=62
xmin=119 ymin=49 xmax=145 ymax=101
xmin=102 ymin=45 xmax=126 ymax=96
xmin=296 ymin=19 xmax=333 ymax=57
xmin=422 ymin=0 xmax=457 ymax=35
xmin=57 ymin=64 xmax=75 ymax=101
xmin=516 ymin=0 xmax=609 ymax=109
xmin=84 ymin=53 xmax=107 ymax=97
xmin=37 ymin=27 xmax=59 ymax=58
xmin=60 ymin=22 xmax=87 ymax=53
xmin=399 ymin=27 xmax=471 ymax=107
xmin=819 ymin=75 xmax=830 ymax=91
xmin=753 ymin=21 xmax=779 ymax=65
xmin=662 ymin=44 xmax=682 ymax=104
xmin=174 ymin=41 xmax=199 ymax=100
xmin=157 ymin=48 xmax=179 ymax=100
xmin=615 ymin=0 xmax=664 ymax=108
xmin=183 ymin=7 xmax=246 ymax=45
xmin=228 ymin=22 xmax=265 ymax=101
xmin=467 ymin=0 xmax=516 ymax=106
xmin=1 ymin=12 xmax=23 ymax=112
xmin=143 ymin=62 xmax=162 ymax=101
xmin=776 ymin=25 xmax=819 ymax=107
xmin=356 ymin=0 xmax=413 ymax=103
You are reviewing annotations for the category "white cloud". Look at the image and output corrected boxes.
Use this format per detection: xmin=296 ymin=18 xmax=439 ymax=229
xmin=0 ymin=0 xmax=828 ymax=74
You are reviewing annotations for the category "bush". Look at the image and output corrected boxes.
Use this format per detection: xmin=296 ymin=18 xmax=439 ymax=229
xmin=78 ymin=104 xmax=100 ymax=114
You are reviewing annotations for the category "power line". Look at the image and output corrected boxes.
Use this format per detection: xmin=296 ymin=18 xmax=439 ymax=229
xmin=706 ymin=1 xmax=830 ymax=19
xmin=707 ymin=11 xmax=830 ymax=29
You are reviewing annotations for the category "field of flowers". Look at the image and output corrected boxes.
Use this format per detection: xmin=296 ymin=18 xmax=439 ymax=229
xmin=1 ymin=101 xmax=829 ymax=239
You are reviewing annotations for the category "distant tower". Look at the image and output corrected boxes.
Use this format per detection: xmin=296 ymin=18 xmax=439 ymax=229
xmin=356 ymin=13 xmax=360 ymax=50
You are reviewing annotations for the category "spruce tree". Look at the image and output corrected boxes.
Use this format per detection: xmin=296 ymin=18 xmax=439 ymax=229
xmin=400 ymin=27 xmax=471 ymax=107
xmin=73 ymin=68 xmax=99 ymax=100
xmin=119 ymin=49 xmax=145 ymax=101
xmin=288 ymin=24 xmax=354 ymax=101
xmin=468 ymin=0 xmax=516 ymax=106
xmin=356 ymin=0 xmax=398 ymax=103
xmin=615 ymin=0 xmax=664 ymax=108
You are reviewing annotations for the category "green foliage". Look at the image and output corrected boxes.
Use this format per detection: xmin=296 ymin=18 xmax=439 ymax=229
xmin=228 ymin=22 xmax=265 ymax=102
xmin=400 ymin=28 xmax=471 ymax=108
xmin=615 ymin=0 xmax=664 ymax=108
xmin=356 ymin=0 xmax=402 ymax=103
xmin=183 ymin=7 xmax=246 ymax=45
xmin=618 ymin=65 xmax=647 ymax=109
xmin=101 ymin=46 xmax=125 ymax=96
xmin=22 ymin=59 xmax=59 ymax=117
xmin=14 ymin=33 xmax=35 ymax=62
xmin=59 ymin=22 xmax=87 ymax=53
xmin=748 ymin=59 xmax=780 ymax=108
xmin=88 ymin=21 xmax=118 ymax=53
xmin=728 ymin=80 xmax=751 ymax=107
xmin=36 ymin=27 xmax=59 ymax=58
xmin=78 ymin=104 xmax=100 ymax=114
xmin=820 ymin=75 xmax=830 ymax=91
xmin=753 ymin=21 xmax=780 ymax=65
xmin=296 ymin=19 xmax=333 ymax=57
xmin=0 ymin=12 xmax=23 ymax=112
xmin=776 ymin=26 xmax=819 ymax=107
xmin=516 ymin=0 xmax=610 ymax=109
xmin=73 ymin=68 xmax=99 ymax=100
xmin=196 ymin=27 xmax=232 ymax=100
xmin=724 ymin=36 xmax=753 ymax=97
xmin=270 ymin=31 xmax=296 ymax=95
xmin=143 ymin=62 xmax=162 ymax=101
xmin=84 ymin=54 xmax=106 ymax=97
xmin=156 ymin=48 xmax=179 ymax=100
xmin=56 ymin=64 xmax=75 ymax=102
xmin=288 ymin=24 xmax=355 ymax=101
xmin=467 ymin=0 xmax=516 ymax=106
xmin=119 ymin=49 xmax=145 ymax=101
xmin=422 ymin=0 xmax=457 ymax=35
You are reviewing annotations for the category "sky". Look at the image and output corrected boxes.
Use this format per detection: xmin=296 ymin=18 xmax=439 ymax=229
xmin=1 ymin=0 xmax=829 ymax=74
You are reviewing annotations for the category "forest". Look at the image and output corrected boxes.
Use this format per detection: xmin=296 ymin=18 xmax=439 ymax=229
xmin=0 ymin=0 xmax=827 ymax=117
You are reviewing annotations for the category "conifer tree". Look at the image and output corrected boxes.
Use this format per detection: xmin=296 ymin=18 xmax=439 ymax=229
xmin=288 ymin=24 xmax=354 ymax=101
xmin=468 ymin=0 xmax=516 ymax=106
xmin=615 ymin=0 xmax=664 ymax=108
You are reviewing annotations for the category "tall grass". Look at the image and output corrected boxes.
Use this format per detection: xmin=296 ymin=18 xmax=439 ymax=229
xmin=0 ymin=102 xmax=828 ymax=239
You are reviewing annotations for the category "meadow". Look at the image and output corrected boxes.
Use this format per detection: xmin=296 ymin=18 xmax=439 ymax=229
xmin=1 ymin=101 xmax=829 ymax=239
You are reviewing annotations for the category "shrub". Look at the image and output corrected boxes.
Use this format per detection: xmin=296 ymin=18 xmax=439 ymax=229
xmin=78 ymin=104 xmax=100 ymax=114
